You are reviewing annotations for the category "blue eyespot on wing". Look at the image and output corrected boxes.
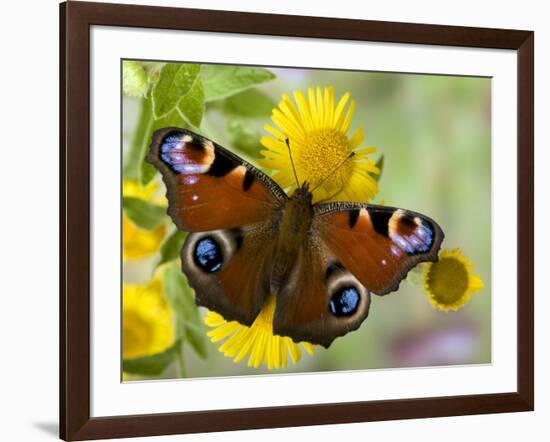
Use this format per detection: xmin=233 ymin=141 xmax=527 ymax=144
xmin=329 ymin=287 xmax=360 ymax=317
xmin=193 ymin=236 xmax=223 ymax=273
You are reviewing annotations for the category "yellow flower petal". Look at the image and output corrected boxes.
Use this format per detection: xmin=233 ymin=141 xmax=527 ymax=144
xmin=219 ymin=327 xmax=249 ymax=356
xmin=204 ymin=311 xmax=226 ymax=327
xmin=280 ymin=95 xmax=305 ymax=133
xmin=123 ymin=178 xmax=166 ymax=206
xmin=316 ymin=87 xmax=324 ymax=129
xmin=234 ymin=328 xmax=256 ymax=363
xmin=349 ymin=127 xmax=365 ymax=149
xmin=287 ymin=337 xmax=301 ymax=364
xmin=293 ymin=90 xmax=314 ymax=131
xmin=340 ymin=99 xmax=355 ymax=134
xmin=204 ymin=295 xmax=314 ymax=369
xmin=207 ymin=321 xmax=240 ymax=343
xmin=122 ymin=179 xmax=167 ymax=261
xmin=333 ymin=92 xmax=350 ymax=129
xmin=324 ymin=86 xmax=334 ymax=128
xmin=122 ymin=273 xmax=175 ymax=360
xmin=260 ymin=136 xmax=285 ymax=152
xmin=280 ymin=337 xmax=288 ymax=367
xmin=122 ymin=215 xmax=166 ymax=261
xmin=308 ymin=87 xmax=320 ymax=128
xmin=272 ymin=108 xmax=305 ymax=142
xmin=303 ymin=342 xmax=315 ymax=355
xmin=263 ymin=124 xmax=286 ymax=141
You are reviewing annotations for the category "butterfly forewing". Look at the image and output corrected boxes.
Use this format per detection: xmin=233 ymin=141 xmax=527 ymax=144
xmin=148 ymin=127 xmax=286 ymax=232
xmin=314 ymin=203 xmax=444 ymax=295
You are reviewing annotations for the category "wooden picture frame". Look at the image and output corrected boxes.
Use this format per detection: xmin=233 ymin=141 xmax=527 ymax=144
xmin=60 ymin=1 xmax=534 ymax=440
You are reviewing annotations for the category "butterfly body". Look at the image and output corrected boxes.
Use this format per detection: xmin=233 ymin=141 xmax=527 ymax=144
xmin=271 ymin=183 xmax=314 ymax=293
xmin=148 ymin=128 xmax=444 ymax=348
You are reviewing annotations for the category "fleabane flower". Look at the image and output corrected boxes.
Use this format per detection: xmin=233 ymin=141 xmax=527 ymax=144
xmin=260 ymin=86 xmax=379 ymax=203
xmin=123 ymin=274 xmax=175 ymax=359
xmin=122 ymin=179 xmax=166 ymax=261
xmin=423 ymin=248 xmax=484 ymax=311
xmin=204 ymin=296 xmax=314 ymax=369
xmin=123 ymin=179 xmax=166 ymax=205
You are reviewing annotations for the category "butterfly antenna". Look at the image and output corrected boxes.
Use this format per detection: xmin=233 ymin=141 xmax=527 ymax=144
xmin=285 ymin=138 xmax=301 ymax=188
xmin=310 ymin=151 xmax=355 ymax=194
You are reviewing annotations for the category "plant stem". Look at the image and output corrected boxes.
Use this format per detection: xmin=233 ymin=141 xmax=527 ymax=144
xmin=123 ymin=95 xmax=154 ymax=180
xmin=175 ymin=343 xmax=186 ymax=378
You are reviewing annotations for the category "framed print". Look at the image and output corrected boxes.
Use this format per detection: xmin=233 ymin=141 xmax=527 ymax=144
xmin=60 ymin=1 xmax=534 ymax=440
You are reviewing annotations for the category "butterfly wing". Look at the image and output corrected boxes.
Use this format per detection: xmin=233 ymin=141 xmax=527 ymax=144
xmin=273 ymin=235 xmax=371 ymax=348
xmin=272 ymin=202 xmax=443 ymax=348
xmin=147 ymin=127 xmax=286 ymax=232
xmin=148 ymin=128 xmax=286 ymax=325
xmin=181 ymin=226 xmax=278 ymax=325
xmin=315 ymin=202 xmax=444 ymax=295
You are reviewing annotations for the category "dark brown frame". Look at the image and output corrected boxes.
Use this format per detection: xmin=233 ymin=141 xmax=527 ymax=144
xmin=60 ymin=1 xmax=534 ymax=440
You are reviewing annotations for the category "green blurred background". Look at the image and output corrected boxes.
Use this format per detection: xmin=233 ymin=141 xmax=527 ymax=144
xmin=122 ymin=62 xmax=491 ymax=379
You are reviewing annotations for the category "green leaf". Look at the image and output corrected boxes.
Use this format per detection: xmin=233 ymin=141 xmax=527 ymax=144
xmin=178 ymin=79 xmax=205 ymax=127
xmin=163 ymin=264 xmax=208 ymax=358
xmin=223 ymin=88 xmax=275 ymax=118
xmin=406 ymin=263 xmax=427 ymax=287
xmin=181 ymin=322 xmax=209 ymax=359
xmin=140 ymin=161 xmax=157 ymax=186
xmin=201 ymin=65 xmax=275 ymax=101
xmin=122 ymin=61 xmax=149 ymax=97
xmin=144 ymin=62 xmax=165 ymax=86
xmin=123 ymin=339 xmax=181 ymax=376
xmin=157 ymin=230 xmax=188 ymax=268
xmin=227 ymin=118 xmax=263 ymax=157
xmin=122 ymin=197 xmax=166 ymax=230
xmin=124 ymin=96 xmax=154 ymax=181
xmin=152 ymin=63 xmax=201 ymax=119
xmin=374 ymin=155 xmax=384 ymax=182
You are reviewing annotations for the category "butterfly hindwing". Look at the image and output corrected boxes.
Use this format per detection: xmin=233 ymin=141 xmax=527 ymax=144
xmin=273 ymin=237 xmax=371 ymax=348
xmin=272 ymin=203 xmax=442 ymax=347
xmin=147 ymin=127 xmax=286 ymax=232
xmin=181 ymin=226 xmax=278 ymax=325
xmin=315 ymin=203 xmax=444 ymax=295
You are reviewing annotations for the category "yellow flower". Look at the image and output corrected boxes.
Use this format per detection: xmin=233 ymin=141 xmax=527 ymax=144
xmin=122 ymin=179 xmax=166 ymax=261
xmin=123 ymin=274 xmax=175 ymax=359
xmin=423 ymin=248 xmax=484 ymax=311
xmin=204 ymin=296 xmax=314 ymax=369
xmin=260 ymin=86 xmax=379 ymax=202
xmin=123 ymin=179 xmax=166 ymax=205
xmin=123 ymin=216 xmax=166 ymax=260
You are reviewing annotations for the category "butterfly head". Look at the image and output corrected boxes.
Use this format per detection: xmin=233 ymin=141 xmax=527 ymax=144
xmin=290 ymin=181 xmax=314 ymax=206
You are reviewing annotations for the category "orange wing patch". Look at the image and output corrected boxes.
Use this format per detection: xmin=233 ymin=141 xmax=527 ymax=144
xmin=173 ymin=165 xmax=276 ymax=231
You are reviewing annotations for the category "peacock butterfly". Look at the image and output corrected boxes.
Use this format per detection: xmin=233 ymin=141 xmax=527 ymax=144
xmin=147 ymin=128 xmax=444 ymax=348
